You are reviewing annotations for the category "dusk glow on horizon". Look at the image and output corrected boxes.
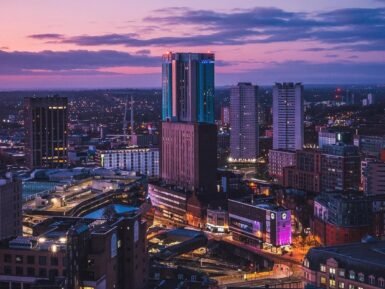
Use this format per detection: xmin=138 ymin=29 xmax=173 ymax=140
xmin=1 ymin=0 xmax=385 ymax=89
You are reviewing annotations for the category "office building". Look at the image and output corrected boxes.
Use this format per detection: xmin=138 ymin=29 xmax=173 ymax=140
xmin=303 ymin=240 xmax=385 ymax=289
xmin=0 ymin=178 xmax=22 ymax=241
xmin=162 ymin=52 xmax=214 ymax=123
xmin=229 ymin=82 xmax=259 ymax=163
xmin=354 ymin=135 xmax=385 ymax=158
xmin=161 ymin=122 xmax=217 ymax=193
xmin=321 ymin=144 xmax=361 ymax=192
xmin=0 ymin=213 xmax=148 ymax=289
xmin=268 ymin=149 xmax=296 ymax=184
xmin=96 ymin=147 xmax=159 ymax=177
xmin=312 ymin=192 xmax=371 ymax=246
xmin=362 ymin=159 xmax=385 ymax=196
xmin=283 ymin=149 xmax=321 ymax=193
xmin=228 ymin=197 xmax=291 ymax=247
xmin=24 ymin=96 xmax=68 ymax=168
xmin=272 ymin=83 xmax=303 ymax=151
xmin=318 ymin=129 xmax=353 ymax=148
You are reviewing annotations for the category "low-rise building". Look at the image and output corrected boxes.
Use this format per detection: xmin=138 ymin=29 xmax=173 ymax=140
xmin=228 ymin=197 xmax=291 ymax=248
xmin=96 ymin=147 xmax=159 ymax=177
xmin=303 ymin=240 xmax=385 ymax=289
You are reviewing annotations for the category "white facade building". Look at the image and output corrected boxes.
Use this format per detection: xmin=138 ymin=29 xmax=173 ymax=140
xmin=273 ymin=82 xmax=304 ymax=151
xmin=97 ymin=147 xmax=159 ymax=177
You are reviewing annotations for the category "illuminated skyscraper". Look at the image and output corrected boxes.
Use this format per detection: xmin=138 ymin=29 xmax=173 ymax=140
xmin=272 ymin=82 xmax=303 ymax=151
xmin=162 ymin=52 xmax=215 ymax=123
xmin=229 ymin=83 xmax=259 ymax=163
xmin=160 ymin=52 xmax=217 ymax=194
xmin=24 ymin=96 xmax=68 ymax=168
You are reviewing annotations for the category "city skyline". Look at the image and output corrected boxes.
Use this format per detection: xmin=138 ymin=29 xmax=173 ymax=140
xmin=1 ymin=0 xmax=385 ymax=89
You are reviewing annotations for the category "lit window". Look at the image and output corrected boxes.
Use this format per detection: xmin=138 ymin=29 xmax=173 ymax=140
xmin=349 ymin=271 xmax=356 ymax=280
xmin=358 ymin=273 xmax=365 ymax=282
xmin=349 ymin=285 xmax=355 ymax=289
xmin=339 ymin=282 xmax=345 ymax=289
xmin=321 ymin=264 xmax=326 ymax=272
xmin=330 ymin=280 xmax=336 ymax=287
xmin=321 ymin=277 xmax=327 ymax=284
xmin=339 ymin=270 xmax=345 ymax=277
xmin=304 ymin=259 xmax=310 ymax=268
xmin=330 ymin=268 xmax=336 ymax=275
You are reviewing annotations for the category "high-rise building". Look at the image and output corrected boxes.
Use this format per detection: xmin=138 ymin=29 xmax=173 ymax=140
xmin=150 ymin=52 xmax=217 ymax=228
xmin=24 ymin=96 xmax=68 ymax=168
xmin=229 ymin=83 xmax=259 ymax=163
xmin=272 ymin=83 xmax=303 ymax=151
xmin=0 ymin=178 xmax=22 ymax=241
xmin=321 ymin=144 xmax=361 ymax=191
xmin=161 ymin=122 xmax=216 ymax=193
xmin=162 ymin=52 xmax=214 ymax=123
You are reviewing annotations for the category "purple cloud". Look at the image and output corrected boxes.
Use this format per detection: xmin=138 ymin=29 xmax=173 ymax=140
xmin=0 ymin=49 xmax=160 ymax=75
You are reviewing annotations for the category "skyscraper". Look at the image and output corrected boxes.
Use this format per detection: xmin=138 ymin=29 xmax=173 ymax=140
xmin=229 ymin=82 xmax=259 ymax=163
xmin=162 ymin=52 xmax=215 ymax=123
xmin=160 ymin=52 xmax=217 ymax=194
xmin=24 ymin=96 xmax=68 ymax=168
xmin=272 ymin=83 xmax=304 ymax=151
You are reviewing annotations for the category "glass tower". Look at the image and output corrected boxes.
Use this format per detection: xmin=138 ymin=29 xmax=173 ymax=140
xmin=162 ymin=52 xmax=215 ymax=123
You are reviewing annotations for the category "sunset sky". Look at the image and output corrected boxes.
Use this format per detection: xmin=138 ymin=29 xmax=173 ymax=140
xmin=1 ymin=0 xmax=385 ymax=89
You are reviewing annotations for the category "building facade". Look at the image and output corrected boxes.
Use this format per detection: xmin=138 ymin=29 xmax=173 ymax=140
xmin=161 ymin=121 xmax=217 ymax=194
xmin=0 ymin=179 xmax=22 ymax=241
xmin=229 ymin=83 xmax=259 ymax=163
xmin=272 ymin=83 xmax=303 ymax=151
xmin=362 ymin=159 xmax=385 ymax=196
xmin=312 ymin=192 xmax=372 ymax=246
xmin=0 ymin=214 xmax=148 ymax=289
xmin=96 ymin=147 xmax=159 ymax=177
xmin=24 ymin=96 xmax=68 ymax=169
xmin=321 ymin=144 xmax=361 ymax=192
xmin=269 ymin=149 xmax=296 ymax=184
xmin=283 ymin=149 xmax=321 ymax=193
xmin=228 ymin=198 xmax=291 ymax=247
xmin=303 ymin=240 xmax=385 ymax=289
xmin=162 ymin=52 xmax=215 ymax=123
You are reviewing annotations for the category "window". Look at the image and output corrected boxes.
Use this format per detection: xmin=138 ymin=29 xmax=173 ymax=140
xmin=15 ymin=267 xmax=23 ymax=276
xmin=27 ymin=267 xmax=35 ymax=276
xmin=321 ymin=277 xmax=327 ymax=284
xmin=177 ymin=274 xmax=183 ymax=280
xmin=369 ymin=276 xmax=375 ymax=285
xmin=349 ymin=271 xmax=356 ymax=280
xmin=15 ymin=255 xmax=23 ymax=264
xmin=304 ymin=259 xmax=310 ymax=268
xmin=339 ymin=270 xmax=345 ymax=278
xmin=349 ymin=285 xmax=355 ymax=289
xmin=330 ymin=280 xmax=336 ymax=287
xmin=3 ymin=254 xmax=11 ymax=263
xmin=50 ymin=257 xmax=58 ymax=266
xmin=191 ymin=275 xmax=197 ymax=282
xmin=379 ymin=278 xmax=385 ymax=288
xmin=4 ymin=266 xmax=11 ymax=275
xmin=358 ymin=273 xmax=364 ymax=282
xmin=38 ymin=256 xmax=47 ymax=266
xmin=39 ymin=268 xmax=47 ymax=277
xmin=330 ymin=268 xmax=336 ymax=275
xmin=27 ymin=256 xmax=35 ymax=265
xmin=339 ymin=282 xmax=345 ymax=289
xmin=321 ymin=264 xmax=326 ymax=272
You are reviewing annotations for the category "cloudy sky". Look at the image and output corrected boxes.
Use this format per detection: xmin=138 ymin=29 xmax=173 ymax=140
xmin=1 ymin=0 xmax=385 ymax=89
